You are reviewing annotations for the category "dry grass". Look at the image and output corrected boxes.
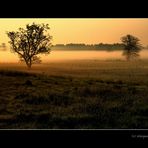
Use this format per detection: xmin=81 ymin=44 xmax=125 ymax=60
xmin=0 ymin=59 xmax=148 ymax=129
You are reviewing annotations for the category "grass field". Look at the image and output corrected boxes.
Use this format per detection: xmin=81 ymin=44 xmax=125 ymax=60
xmin=0 ymin=59 xmax=148 ymax=129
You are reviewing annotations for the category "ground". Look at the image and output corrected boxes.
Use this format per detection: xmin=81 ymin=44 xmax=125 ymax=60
xmin=0 ymin=59 xmax=148 ymax=129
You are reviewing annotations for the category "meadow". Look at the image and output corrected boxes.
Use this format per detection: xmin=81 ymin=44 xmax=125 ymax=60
xmin=0 ymin=59 xmax=148 ymax=129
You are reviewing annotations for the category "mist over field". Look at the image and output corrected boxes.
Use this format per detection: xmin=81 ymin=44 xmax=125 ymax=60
xmin=1 ymin=48 xmax=148 ymax=63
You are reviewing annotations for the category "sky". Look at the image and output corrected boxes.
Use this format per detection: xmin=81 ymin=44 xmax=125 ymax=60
xmin=0 ymin=18 xmax=148 ymax=46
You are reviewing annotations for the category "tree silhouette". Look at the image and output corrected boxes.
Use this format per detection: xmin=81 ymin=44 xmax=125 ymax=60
xmin=7 ymin=23 xmax=52 ymax=69
xmin=121 ymin=34 xmax=142 ymax=61
xmin=0 ymin=43 xmax=6 ymax=51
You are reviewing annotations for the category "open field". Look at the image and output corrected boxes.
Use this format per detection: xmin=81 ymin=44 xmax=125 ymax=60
xmin=0 ymin=59 xmax=148 ymax=128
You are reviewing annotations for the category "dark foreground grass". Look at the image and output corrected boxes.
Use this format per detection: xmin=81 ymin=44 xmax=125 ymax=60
xmin=0 ymin=70 xmax=148 ymax=129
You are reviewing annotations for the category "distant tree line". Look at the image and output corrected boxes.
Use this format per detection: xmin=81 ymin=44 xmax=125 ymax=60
xmin=52 ymin=43 xmax=125 ymax=51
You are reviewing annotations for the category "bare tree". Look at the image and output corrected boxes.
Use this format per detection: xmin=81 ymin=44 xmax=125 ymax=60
xmin=7 ymin=23 xmax=52 ymax=69
xmin=121 ymin=34 xmax=142 ymax=61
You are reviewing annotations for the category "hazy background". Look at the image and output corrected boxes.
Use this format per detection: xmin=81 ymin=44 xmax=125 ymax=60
xmin=0 ymin=18 xmax=148 ymax=45
xmin=0 ymin=18 xmax=148 ymax=63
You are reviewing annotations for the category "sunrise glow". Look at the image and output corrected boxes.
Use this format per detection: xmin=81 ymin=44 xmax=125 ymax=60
xmin=0 ymin=18 xmax=148 ymax=46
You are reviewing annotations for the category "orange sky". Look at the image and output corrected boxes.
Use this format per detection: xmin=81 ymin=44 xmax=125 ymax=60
xmin=0 ymin=18 xmax=148 ymax=46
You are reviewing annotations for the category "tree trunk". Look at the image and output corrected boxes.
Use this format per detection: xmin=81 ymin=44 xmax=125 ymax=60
xmin=26 ymin=60 xmax=32 ymax=70
xmin=27 ymin=64 xmax=31 ymax=70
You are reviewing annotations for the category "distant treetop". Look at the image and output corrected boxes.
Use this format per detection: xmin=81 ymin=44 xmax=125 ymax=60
xmin=52 ymin=43 xmax=124 ymax=51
